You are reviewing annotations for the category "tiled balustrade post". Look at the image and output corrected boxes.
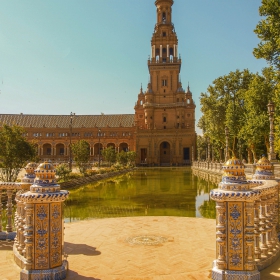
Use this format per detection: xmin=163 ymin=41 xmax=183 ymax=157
xmin=211 ymin=157 xmax=260 ymax=280
xmin=19 ymin=162 xmax=69 ymax=280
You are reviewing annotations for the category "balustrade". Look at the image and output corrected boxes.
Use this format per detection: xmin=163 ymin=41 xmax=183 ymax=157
xmin=0 ymin=183 xmax=21 ymax=239
xmin=211 ymin=157 xmax=280 ymax=280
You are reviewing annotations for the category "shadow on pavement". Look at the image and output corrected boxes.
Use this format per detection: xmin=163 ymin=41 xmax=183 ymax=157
xmin=66 ymin=270 xmax=101 ymax=280
xmin=64 ymin=242 xmax=101 ymax=256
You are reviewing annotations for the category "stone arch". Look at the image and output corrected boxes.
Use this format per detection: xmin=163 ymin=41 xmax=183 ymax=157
xmin=56 ymin=143 xmax=65 ymax=156
xmin=42 ymin=143 xmax=52 ymax=156
xmin=159 ymin=141 xmax=171 ymax=165
xmin=119 ymin=142 xmax=128 ymax=152
xmin=94 ymin=143 xmax=103 ymax=156
xmin=107 ymin=143 xmax=115 ymax=149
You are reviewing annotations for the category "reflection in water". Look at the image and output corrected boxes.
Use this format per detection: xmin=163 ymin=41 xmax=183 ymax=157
xmin=64 ymin=168 xmax=218 ymax=222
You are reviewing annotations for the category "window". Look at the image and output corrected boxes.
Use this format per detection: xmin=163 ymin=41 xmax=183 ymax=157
xmin=162 ymin=79 xmax=167 ymax=86
xmin=47 ymin=148 xmax=51 ymax=155
xmin=60 ymin=148 xmax=64 ymax=155
xmin=162 ymin=12 xmax=166 ymax=22
xmin=164 ymin=126 xmax=166 ymax=129
xmin=177 ymin=123 xmax=180 ymax=128
xmin=163 ymin=32 xmax=166 ymax=37
xmin=163 ymin=142 xmax=168 ymax=148
xmin=177 ymin=98 xmax=179 ymax=102
xmin=163 ymin=117 xmax=166 ymax=122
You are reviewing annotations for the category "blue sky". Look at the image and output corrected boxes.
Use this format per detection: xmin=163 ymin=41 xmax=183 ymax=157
xmin=0 ymin=0 xmax=267 ymax=133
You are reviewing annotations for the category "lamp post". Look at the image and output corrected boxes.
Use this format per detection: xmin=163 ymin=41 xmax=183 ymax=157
xmin=98 ymin=128 xmax=101 ymax=168
xmin=267 ymin=101 xmax=276 ymax=162
xmin=69 ymin=112 xmax=75 ymax=170
xmin=225 ymin=126 xmax=229 ymax=161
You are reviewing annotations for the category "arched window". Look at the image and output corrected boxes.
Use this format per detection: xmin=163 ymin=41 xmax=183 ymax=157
xmin=162 ymin=12 xmax=166 ymax=22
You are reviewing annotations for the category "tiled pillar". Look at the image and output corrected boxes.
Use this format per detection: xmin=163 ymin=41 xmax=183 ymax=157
xmin=18 ymin=162 xmax=69 ymax=280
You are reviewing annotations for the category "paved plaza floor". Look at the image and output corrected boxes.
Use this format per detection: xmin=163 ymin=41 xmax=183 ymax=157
xmin=0 ymin=216 xmax=279 ymax=279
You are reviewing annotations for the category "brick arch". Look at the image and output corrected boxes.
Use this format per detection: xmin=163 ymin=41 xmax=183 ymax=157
xmin=42 ymin=143 xmax=52 ymax=156
xmin=107 ymin=143 xmax=115 ymax=149
xmin=94 ymin=143 xmax=103 ymax=156
xmin=119 ymin=142 xmax=128 ymax=152
xmin=55 ymin=143 xmax=65 ymax=156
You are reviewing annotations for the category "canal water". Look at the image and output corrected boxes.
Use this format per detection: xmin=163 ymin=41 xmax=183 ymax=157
xmin=64 ymin=167 xmax=217 ymax=222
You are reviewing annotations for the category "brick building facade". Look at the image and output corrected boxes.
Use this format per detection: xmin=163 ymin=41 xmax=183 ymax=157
xmin=0 ymin=0 xmax=196 ymax=166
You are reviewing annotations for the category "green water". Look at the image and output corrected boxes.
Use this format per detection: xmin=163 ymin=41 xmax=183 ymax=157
xmin=64 ymin=167 xmax=217 ymax=222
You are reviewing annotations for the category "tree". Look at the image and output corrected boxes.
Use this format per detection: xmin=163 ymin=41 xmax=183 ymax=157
xmin=56 ymin=163 xmax=71 ymax=182
xmin=71 ymin=140 xmax=90 ymax=175
xmin=101 ymin=146 xmax=116 ymax=166
xmin=0 ymin=125 xmax=37 ymax=182
xmin=117 ymin=151 xmax=128 ymax=165
xmin=238 ymin=68 xmax=276 ymax=162
xmin=126 ymin=151 xmax=137 ymax=166
xmin=254 ymin=0 xmax=280 ymax=70
xmin=198 ymin=69 xmax=255 ymax=157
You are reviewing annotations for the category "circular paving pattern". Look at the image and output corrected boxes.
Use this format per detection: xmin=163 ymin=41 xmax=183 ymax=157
xmin=126 ymin=235 xmax=168 ymax=246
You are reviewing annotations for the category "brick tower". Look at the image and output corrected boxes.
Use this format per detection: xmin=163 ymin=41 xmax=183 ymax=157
xmin=134 ymin=0 xmax=196 ymax=166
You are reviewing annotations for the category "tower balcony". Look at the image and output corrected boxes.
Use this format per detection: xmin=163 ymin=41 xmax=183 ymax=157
xmin=148 ymin=57 xmax=181 ymax=65
xmin=143 ymin=102 xmax=190 ymax=109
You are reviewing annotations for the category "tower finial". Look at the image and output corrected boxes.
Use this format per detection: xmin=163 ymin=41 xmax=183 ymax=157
xmin=188 ymin=82 xmax=190 ymax=91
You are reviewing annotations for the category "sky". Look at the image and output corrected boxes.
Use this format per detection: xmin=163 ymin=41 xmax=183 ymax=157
xmin=0 ymin=0 xmax=268 ymax=133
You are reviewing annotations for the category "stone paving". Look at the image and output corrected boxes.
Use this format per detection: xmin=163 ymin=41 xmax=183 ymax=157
xmin=0 ymin=216 xmax=279 ymax=279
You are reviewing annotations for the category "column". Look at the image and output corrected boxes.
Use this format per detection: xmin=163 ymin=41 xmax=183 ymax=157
xmin=259 ymin=197 xmax=268 ymax=258
xmin=215 ymin=201 xmax=226 ymax=270
xmin=160 ymin=45 xmax=162 ymax=57
xmin=245 ymin=202 xmax=255 ymax=270
xmin=23 ymin=203 xmax=34 ymax=270
xmin=254 ymin=200 xmax=262 ymax=262
xmin=173 ymin=44 xmax=176 ymax=57
xmin=6 ymin=189 xmax=13 ymax=232
xmin=167 ymin=44 xmax=169 ymax=57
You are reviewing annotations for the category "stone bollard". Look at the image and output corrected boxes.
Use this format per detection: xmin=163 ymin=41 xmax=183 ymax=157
xmin=17 ymin=162 xmax=69 ymax=280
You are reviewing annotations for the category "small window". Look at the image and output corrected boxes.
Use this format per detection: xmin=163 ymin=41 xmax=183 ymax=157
xmin=163 ymin=117 xmax=166 ymax=122
xmin=162 ymin=79 xmax=167 ymax=86
xmin=164 ymin=151 xmax=166 ymax=155
xmin=164 ymin=126 xmax=166 ymax=129
xmin=164 ymin=95 xmax=166 ymax=98
xmin=163 ymin=32 xmax=166 ymax=37
xmin=150 ymin=116 xmax=153 ymax=119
